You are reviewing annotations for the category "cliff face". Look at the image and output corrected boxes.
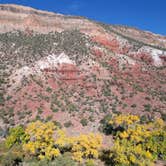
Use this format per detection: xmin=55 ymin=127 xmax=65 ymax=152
xmin=0 ymin=4 xmax=100 ymax=34
xmin=0 ymin=4 xmax=165 ymax=133
xmin=0 ymin=4 xmax=165 ymax=48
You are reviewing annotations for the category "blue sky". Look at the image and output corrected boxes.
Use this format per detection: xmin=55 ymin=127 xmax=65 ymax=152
xmin=0 ymin=0 xmax=166 ymax=35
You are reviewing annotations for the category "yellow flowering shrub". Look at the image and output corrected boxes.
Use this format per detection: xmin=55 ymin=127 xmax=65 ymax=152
xmin=105 ymin=114 xmax=140 ymax=135
xmin=22 ymin=121 xmax=103 ymax=163
xmin=70 ymin=133 xmax=102 ymax=162
xmin=23 ymin=121 xmax=60 ymax=160
xmin=142 ymin=119 xmax=166 ymax=160
xmin=5 ymin=126 xmax=26 ymax=149
xmin=108 ymin=114 xmax=166 ymax=165
xmin=110 ymin=139 xmax=154 ymax=166
xmin=3 ymin=114 xmax=165 ymax=165
xmin=109 ymin=114 xmax=139 ymax=128
xmin=118 ymin=124 xmax=151 ymax=142
xmin=118 ymin=118 xmax=166 ymax=143
xmin=55 ymin=129 xmax=70 ymax=147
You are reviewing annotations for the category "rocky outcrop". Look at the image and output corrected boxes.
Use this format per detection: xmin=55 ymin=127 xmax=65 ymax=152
xmin=0 ymin=4 xmax=103 ymax=35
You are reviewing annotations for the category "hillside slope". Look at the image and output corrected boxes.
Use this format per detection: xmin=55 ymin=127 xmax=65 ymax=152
xmin=0 ymin=4 xmax=166 ymax=135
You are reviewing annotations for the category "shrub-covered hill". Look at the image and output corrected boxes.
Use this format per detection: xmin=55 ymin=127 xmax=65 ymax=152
xmin=0 ymin=29 xmax=165 ymax=134
xmin=0 ymin=4 xmax=166 ymax=165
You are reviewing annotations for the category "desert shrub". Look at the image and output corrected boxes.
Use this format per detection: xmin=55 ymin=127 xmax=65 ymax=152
xmin=37 ymin=107 xmax=43 ymax=114
xmin=89 ymin=115 xmax=95 ymax=122
xmin=68 ymin=103 xmax=77 ymax=112
xmin=86 ymin=159 xmax=95 ymax=166
xmin=53 ymin=120 xmax=62 ymax=128
xmin=106 ymin=114 xmax=166 ymax=165
xmin=100 ymin=114 xmax=113 ymax=125
xmin=23 ymin=121 xmax=60 ymax=160
xmin=35 ymin=115 xmax=42 ymax=121
xmin=23 ymin=159 xmax=49 ymax=166
xmin=64 ymin=121 xmax=73 ymax=128
xmin=55 ymin=129 xmax=69 ymax=148
xmin=109 ymin=139 xmax=154 ymax=166
xmin=131 ymin=104 xmax=137 ymax=108
xmin=0 ymin=145 xmax=24 ymax=166
xmin=45 ymin=115 xmax=53 ymax=121
xmin=140 ymin=115 xmax=149 ymax=123
xmin=70 ymin=133 xmax=102 ymax=162
xmin=103 ymin=88 xmax=111 ymax=96
xmin=161 ymin=113 xmax=166 ymax=121
xmin=50 ymin=154 xmax=78 ymax=166
xmin=107 ymin=114 xmax=139 ymax=135
xmin=80 ymin=118 xmax=88 ymax=126
xmin=0 ymin=151 xmax=22 ymax=166
xmin=5 ymin=125 xmax=26 ymax=148
xmin=46 ymin=87 xmax=52 ymax=93
xmin=0 ymin=141 xmax=8 ymax=155
xmin=0 ymin=127 xmax=5 ymax=137
xmin=55 ymin=130 xmax=103 ymax=162
xmin=6 ymin=96 xmax=12 ymax=102
xmin=117 ymin=118 xmax=166 ymax=149
xmin=143 ymin=104 xmax=151 ymax=112
xmin=0 ymin=93 xmax=4 ymax=105
xmin=99 ymin=114 xmax=113 ymax=134
xmin=52 ymin=107 xmax=59 ymax=113
xmin=142 ymin=119 xmax=166 ymax=160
